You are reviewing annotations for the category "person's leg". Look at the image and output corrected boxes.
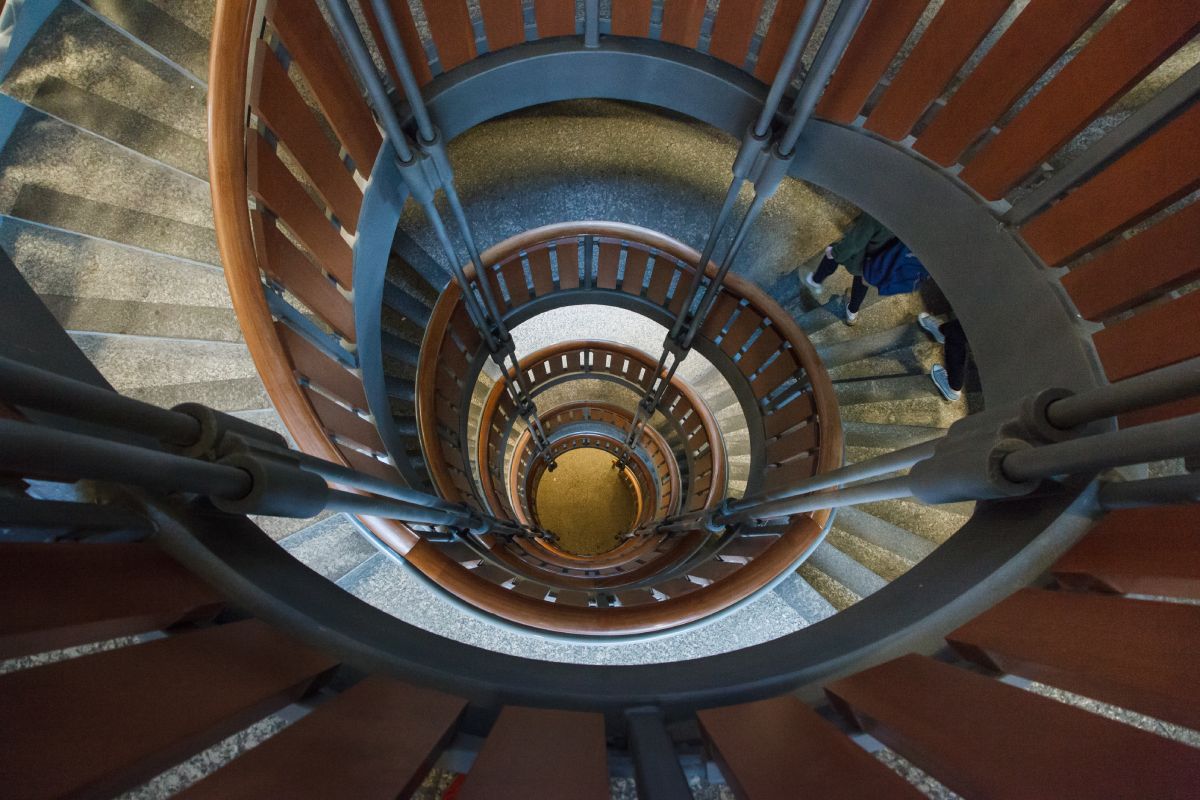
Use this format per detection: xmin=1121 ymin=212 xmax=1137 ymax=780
xmin=848 ymin=275 xmax=869 ymax=313
xmin=810 ymin=247 xmax=839 ymax=284
xmin=941 ymin=320 xmax=968 ymax=392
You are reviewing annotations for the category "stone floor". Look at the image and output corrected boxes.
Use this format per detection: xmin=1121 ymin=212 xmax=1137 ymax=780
xmin=536 ymin=447 xmax=638 ymax=554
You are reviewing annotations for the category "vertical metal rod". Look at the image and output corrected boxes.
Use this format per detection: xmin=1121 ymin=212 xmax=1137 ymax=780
xmin=1045 ymin=356 xmax=1200 ymax=430
xmin=584 ymin=0 xmax=600 ymax=47
xmin=753 ymin=0 xmax=827 ymax=136
xmin=1099 ymin=472 xmax=1200 ymax=509
xmin=778 ymin=0 xmax=871 ymax=156
xmin=367 ymin=0 xmax=435 ymax=141
xmin=626 ymin=708 xmax=693 ymax=800
xmin=721 ymin=474 xmax=915 ymax=524
xmin=668 ymin=179 xmax=743 ymax=341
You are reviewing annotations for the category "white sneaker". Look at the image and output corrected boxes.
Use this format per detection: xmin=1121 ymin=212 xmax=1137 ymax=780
xmin=844 ymin=295 xmax=859 ymax=326
xmin=930 ymin=364 xmax=961 ymax=401
xmin=804 ymin=270 xmax=825 ymax=297
xmin=918 ymin=312 xmax=945 ymax=344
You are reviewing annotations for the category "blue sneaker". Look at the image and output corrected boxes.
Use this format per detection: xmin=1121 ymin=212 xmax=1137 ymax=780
xmin=930 ymin=364 xmax=961 ymax=401
xmin=918 ymin=312 xmax=945 ymax=344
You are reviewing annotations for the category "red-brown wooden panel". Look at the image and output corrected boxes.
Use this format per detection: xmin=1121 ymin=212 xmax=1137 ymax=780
xmin=1092 ymin=291 xmax=1200 ymax=382
xmin=762 ymin=455 xmax=816 ymax=493
xmin=914 ymin=0 xmax=1112 ymax=166
xmin=0 ymin=543 xmax=222 ymax=660
xmin=0 ymin=620 xmax=337 ymax=799
xmin=961 ymin=1 xmax=1200 ymax=200
xmin=709 ymin=0 xmax=764 ymax=68
xmin=865 ymin=0 xmax=1011 ymax=141
xmin=305 ymin=386 xmax=386 ymax=452
xmin=698 ymin=694 xmax=921 ymax=800
xmin=480 ymin=0 xmax=525 ymax=50
xmin=813 ymin=0 xmax=927 ymax=123
xmin=337 ymin=443 xmax=403 ymax=483
xmin=247 ymin=132 xmax=354 ymax=286
xmin=753 ymin=0 xmax=807 ymax=82
xmin=178 ymin=676 xmax=466 ymax=799
xmin=1020 ymin=101 xmax=1200 ymax=266
xmin=252 ymin=42 xmax=362 ymax=231
xmin=535 ymin=0 xmax=575 ymax=38
xmin=764 ymin=392 xmax=815 ymax=438
xmin=766 ymin=421 xmax=819 ymax=465
xmin=718 ymin=309 xmax=762 ymax=357
xmin=697 ymin=292 xmax=740 ymax=341
xmin=596 ymin=241 xmax=621 ymax=290
xmin=1053 ymin=506 xmax=1200 ymax=598
xmin=826 ymin=654 xmax=1200 ymax=800
xmin=254 ymin=212 xmax=355 ymax=336
xmin=645 ymin=260 xmax=676 ymax=305
xmin=1120 ymin=395 xmax=1200 ymax=428
xmin=737 ymin=325 xmax=783 ymax=376
xmin=1061 ymin=201 xmax=1200 ymax=321
xmin=457 ymin=706 xmax=609 ymax=800
xmin=611 ymin=0 xmax=652 ymax=37
xmin=661 ymin=0 xmax=706 ymax=48
xmin=556 ymin=239 xmax=580 ymax=288
xmin=526 ymin=246 xmax=555 ymax=296
xmin=751 ymin=350 xmax=800 ymax=396
xmin=948 ymin=588 xmax=1200 ymax=730
xmin=498 ymin=259 xmax=531 ymax=307
xmin=425 ymin=0 xmax=477 ymax=71
xmin=360 ymin=0 xmax=433 ymax=88
xmin=268 ymin=0 xmax=382 ymax=173
xmin=621 ymin=247 xmax=649 ymax=295
xmin=277 ymin=322 xmax=368 ymax=410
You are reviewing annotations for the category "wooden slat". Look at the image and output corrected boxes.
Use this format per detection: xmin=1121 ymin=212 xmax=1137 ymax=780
xmin=0 ymin=543 xmax=221 ymax=660
xmin=709 ymin=0 xmax=764 ymax=68
xmin=762 ymin=455 xmax=816 ymax=493
xmin=268 ymin=0 xmax=381 ymax=173
xmin=611 ymin=0 xmax=652 ymax=37
xmin=1092 ymin=291 xmax=1200 ymax=382
xmin=526 ymin=247 xmax=555 ymax=296
xmin=425 ymin=0 xmax=477 ymax=72
xmin=457 ymin=706 xmax=608 ymax=800
xmin=961 ymin=1 xmax=1200 ymax=200
xmin=596 ymin=242 xmax=621 ymax=290
xmin=1119 ymin=394 xmax=1200 ymax=429
xmin=1061 ymin=201 xmax=1200 ymax=320
xmin=277 ymin=322 xmax=368 ymax=410
xmin=247 ymin=132 xmax=354 ymax=286
xmin=813 ymin=0 xmax=927 ymax=122
xmin=252 ymin=41 xmax=361 ymax=231
xmin=753 ymin=0 xmax=807 ymax=82
xmin=698 ymin=695 xmax=920 ymax=800
xmin=1020 ymin=101 xmax=1200 ymax=266
xmin=254 ymin=212 xmax=355 ymax=336
xmin=621 ymin=248 xmax=649 ymax=295
xmin=179 ymin=676 xmax=466 ymax=799
xmin=498 ymin=259 xmax=531 ymax=307
xmin=914 ymin=0 xmax=1112 ymax=166
xmin=480 ymin=0 xmax=525 ymax=51
xmin=337 ymin=443 xmax=403 ymax=483
xmin=661 ymin=0 xmax=706 ymax=48
xmin=737 ymin=325 xmax=783 ymax=376
xmin=763 ymin=392 xmax=815 ymax=438
xmin=360 ymin=0 xmax=433 ymax=88
xmin=1052 ymin=506 xmax=1200 ymax=598
xmin=645 ymin=260 xmax=675 ymax=305
xmin=865 ymin=0 xmax=1011 ymax=141
xmin=765 ymin=421 xmax=819 ymax=465
xmin=535 ymin=0 xmax=575 ymax=38
xmin=305 ymin=386 xmax=386 ymax=452
xmin=556 ymin=239 xmax=580 ymax=289
xmin=948 ymin=588 xmax=1200 ymax=731
xmin=827 ymin=654 xmax=1200 ymax=800
xmin=0 ymin=620 xmax=337 ymax=800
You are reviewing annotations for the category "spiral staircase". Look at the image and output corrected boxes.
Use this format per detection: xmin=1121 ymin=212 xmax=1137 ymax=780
xmin=2 ymin=1 xmax=1199 ymax=798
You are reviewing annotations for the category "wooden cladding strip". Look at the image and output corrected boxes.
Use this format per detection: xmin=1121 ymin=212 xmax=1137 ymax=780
xmin=826 ymin=654 xmax=1200 ymax=800
xmin=698 ymin=695 xmax=921 ymax=800
xmin=753 ymin=0 xmax=807 ymax=82
xmin=0 ymin=543 xmax=222 ymax=660
xmin=1061 ymin=200 xmax=1200 ymax=321
xmin=914 ymin=0 xmax=1113 ymax=166
xmin=611 ymin=0 xmax=652 ymax=37
xmin=661 ymin=0 xmax=706 ymax=48
xmin=267 ymin=0 xmax=381 ymax=173
xmin=865 ymin=0 xmax=1011 ymax=142
xmin=961 ymin=0 xmax=1200 ymax=200
xmin=535 ymin=0 xmax=575 ymax=37
xmin=253 ymin=211 xmax=355 ymax=336
xmin=247 ymin=131 xmax=354 ymax=285
xmin=359 ymin=0 xmax=433 ymax=89
xmin=1053 ymin=506 xmax=1200 ymax=598
xmin=305 ymin=385 xmax=386 ymax=453
xmin=1020 ymin=101 xmax=1200 ymax=267
xmin=0 ymin=620 xmax=337 ymax=799
xmin=480 ymin=0 xmax=526 ymax=51
xmin=178 ymin=676 xmax=466 ymax=799
xmin=813 ymin=0 xmax=927 ymax=123
xmin=457 ymin=706 xmax=609 ymax=800
xmin=276 ymin=322 xmax=368 ymax=410
xmin=251 ymin=41 xmax=361 ymax=232
xmin=947 ymin=588 xmax=1200 ymax=731
xmin=709 ymin=0 xmax=765 ymax=68
xmin=1092 ymin=291 xmax=1200 ymax=382
xmin=337 ymin=442 xmax=403 ymax=483
xmin=425 ymin=0 xmax=477 ymax=72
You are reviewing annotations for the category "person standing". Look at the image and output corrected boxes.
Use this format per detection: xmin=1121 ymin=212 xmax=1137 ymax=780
xmin=919 ymin=312 xmax=969 ymax=402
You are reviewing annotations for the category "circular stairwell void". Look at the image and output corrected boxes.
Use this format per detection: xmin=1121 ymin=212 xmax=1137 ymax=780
xmin=533 ymin=446 xmax=640 ymax=556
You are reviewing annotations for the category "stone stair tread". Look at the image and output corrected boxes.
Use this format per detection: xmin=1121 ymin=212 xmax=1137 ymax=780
xmin=817 ymin=322 xmax=928 ymax=368
xmin=797 ymin=562 xmax=860 ymax=611
xmin=807 ymin=540 xmax=888 ymax=600
xmin=825 ymin=341 xmax=941 ymax=383
xmin=833 ymin=505 xmax=936 ymax=563
xmin=84 ymin=0 xmax=212 ymax=79
xmin=825 ymin=528 xmax=913 ymax=583
xmin=279 ymin=515 xmax=378 ymax=582
xmin=772 ymin=572 xmax=837 ymax=623
xmin=857 ymin=498 xmax=975 ymax=546
xmin=843 ymin=421 xmax=946 ymax=449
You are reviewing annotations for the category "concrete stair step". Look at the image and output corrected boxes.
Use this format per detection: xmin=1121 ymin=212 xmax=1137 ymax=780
xmin=834 ymin=374 xmax=933 ymax=406
xmin=839 ymin=391 xmax=972 ymax=428
xmin=825 ymin=528 xmax=911 ymax=582
xmin=0 ymin=107 xmax=216 ymax=263
xmin=84 ymin=0 xmax=212 ymax=79
xmin=772 ymin=572 xmax=837 ymax=624
xmin=3 ymin=215 xmax=238 ymax=340
xmin=807 ymin=291 xmax=927 ymax=346
xmin=797 ymin=562 xmax=860 ymax=612
xmin=832 ymin=505 xmax=937 ymax=563
xmin=806 ymin=540 xmax=888 ymax=600
xmin=2 ymin=1 xmax=206 ymax=173
xmin=816 ymin=323 xmax=927 ymax=368
xmin=68 ymin=331 xmax=266 ymax=411
xmin=857 ymin=498 xmax=975 ymax=547
xmin=279 ymin=514 xmax=378 ymax=583
xmin=843 ymin=420 xmax=946 ymax=450
xmin=825 ymin=341 xmax=941 ymax=382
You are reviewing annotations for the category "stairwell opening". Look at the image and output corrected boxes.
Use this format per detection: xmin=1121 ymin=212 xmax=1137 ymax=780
xmin=532 ymin=446 xmax=640 ymax=555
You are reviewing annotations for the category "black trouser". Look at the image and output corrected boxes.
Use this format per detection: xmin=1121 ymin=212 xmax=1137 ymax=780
xmin=813 ymin=255 xmax=870 ymax=313
xmin=941 ymin=319 xmax=968 ymax=392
